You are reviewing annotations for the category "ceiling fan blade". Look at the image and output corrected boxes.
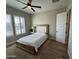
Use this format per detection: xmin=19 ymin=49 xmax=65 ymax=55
xmin=22 ymin=6 xmax=27 ymax=9
xmin=31 ymin=5 xmax=41 ymax=8
xmin=29 ymin=0 xmax=32 ymax=4
xmin=31 ymin=8 xmax=35 ymax=12
xmin=16 ymin=0 xmax=27 ymax=5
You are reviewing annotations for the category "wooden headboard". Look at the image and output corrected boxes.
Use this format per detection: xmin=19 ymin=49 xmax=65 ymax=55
xmin=34 ymin=24 xmax=49 ymax=34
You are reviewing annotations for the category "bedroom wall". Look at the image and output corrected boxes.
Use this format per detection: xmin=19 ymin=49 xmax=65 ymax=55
xmin=6 ymin=5 xmax=32 ymax=44
xmin=32 ymin=8 xmax=66 ymax=39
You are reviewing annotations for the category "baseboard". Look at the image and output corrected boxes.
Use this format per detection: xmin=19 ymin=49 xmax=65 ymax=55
xmin=6 ymin=41 xmax=16 ymax=48
xmin=68 ymin=49 xmax=72 ymax=59
xmin=49 ymin=36 xmax=56 ymax=40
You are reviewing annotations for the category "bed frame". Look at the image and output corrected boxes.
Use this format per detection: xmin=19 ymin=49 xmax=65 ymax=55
xmin=16 ymin=24 xmax=49 ymax=55
xmin=16 ymin=42 xmax=36 ymax=54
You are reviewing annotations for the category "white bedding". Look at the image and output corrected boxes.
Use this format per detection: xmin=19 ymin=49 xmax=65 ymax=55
xmin=17 ymin=32 xmax=48 ymax=52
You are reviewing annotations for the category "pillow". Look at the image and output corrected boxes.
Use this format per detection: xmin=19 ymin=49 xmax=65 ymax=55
xmin=34 ymin=32 xmax=45 ymax=35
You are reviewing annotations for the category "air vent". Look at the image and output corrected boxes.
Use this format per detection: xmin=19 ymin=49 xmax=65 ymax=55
xmin=52 ymin=0 xmax=60 ymax=3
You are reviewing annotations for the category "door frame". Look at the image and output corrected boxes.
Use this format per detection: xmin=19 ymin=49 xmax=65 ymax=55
xmin=65 ymin=9 xmax=71 ymax=45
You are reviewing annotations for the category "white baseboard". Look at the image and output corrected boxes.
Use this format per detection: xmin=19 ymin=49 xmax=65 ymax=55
xmin=6 ymin=41 xmax=16 ymax=47
xmin=68 ymin=49 xmax=72 ymax=59
xmin=49 ymin=36 xmax=56 ymax=40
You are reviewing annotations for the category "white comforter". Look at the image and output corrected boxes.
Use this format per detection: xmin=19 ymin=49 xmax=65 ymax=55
xmin=17 ymin=32 xmax=48 ymax=52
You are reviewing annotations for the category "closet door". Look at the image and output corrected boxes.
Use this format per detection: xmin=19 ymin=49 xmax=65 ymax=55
xmin=56 ymin=12 xmax=67 ymax=44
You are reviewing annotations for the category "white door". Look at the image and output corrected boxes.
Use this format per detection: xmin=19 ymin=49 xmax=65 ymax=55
xmin=56 ymin=12 xmax=67 ymax=44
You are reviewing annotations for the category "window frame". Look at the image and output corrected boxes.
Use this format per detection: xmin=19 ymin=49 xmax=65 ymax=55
xmin=6 ymin=14 xmax=14 ymax=37
xmin=14 ymin=15 xmax=26 ymax=35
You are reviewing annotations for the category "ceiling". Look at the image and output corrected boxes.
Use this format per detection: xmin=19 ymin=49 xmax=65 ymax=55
xmin=6 ymin=0 xmax=70 ymax=14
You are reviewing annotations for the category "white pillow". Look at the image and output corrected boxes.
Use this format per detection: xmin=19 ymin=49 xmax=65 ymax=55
xmin=34 ymin=32 xmax=45 ymax=35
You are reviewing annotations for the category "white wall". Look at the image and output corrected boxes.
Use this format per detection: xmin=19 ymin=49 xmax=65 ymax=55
xmin=32 ymin=8 xmax=66 ymax=39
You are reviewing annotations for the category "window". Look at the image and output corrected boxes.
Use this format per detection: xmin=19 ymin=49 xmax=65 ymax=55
xmin=14 ymin=16 xmax=25 ymax=35
xmin=6 ymin=14 xmax=13 ymax=37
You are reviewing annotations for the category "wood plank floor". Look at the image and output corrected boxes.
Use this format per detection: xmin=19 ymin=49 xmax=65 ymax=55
xmin=6 ymin=39 xmax=69 ymax=59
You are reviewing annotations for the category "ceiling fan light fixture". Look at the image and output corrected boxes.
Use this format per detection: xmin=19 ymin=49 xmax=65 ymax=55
xmin=16 ymin=0 xmax=41 ymax=12
xmin=28 ymin=6 xmax=31 ymax=9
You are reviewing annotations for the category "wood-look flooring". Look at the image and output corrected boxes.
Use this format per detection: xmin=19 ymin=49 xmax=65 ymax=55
xmin=6 ymin=39 xmax=69 ymax=59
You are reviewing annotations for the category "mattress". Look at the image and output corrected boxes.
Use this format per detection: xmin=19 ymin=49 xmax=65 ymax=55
xmin=17 ymin=32 xmax=48 ymax=52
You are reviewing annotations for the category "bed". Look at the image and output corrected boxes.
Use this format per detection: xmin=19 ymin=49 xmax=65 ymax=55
xmin=16 ymin=24 xmax=49 ymax=54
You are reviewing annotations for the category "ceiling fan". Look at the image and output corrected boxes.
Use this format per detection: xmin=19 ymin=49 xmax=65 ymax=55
xmin=16 ymin=0 xmax=42 ymax=12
